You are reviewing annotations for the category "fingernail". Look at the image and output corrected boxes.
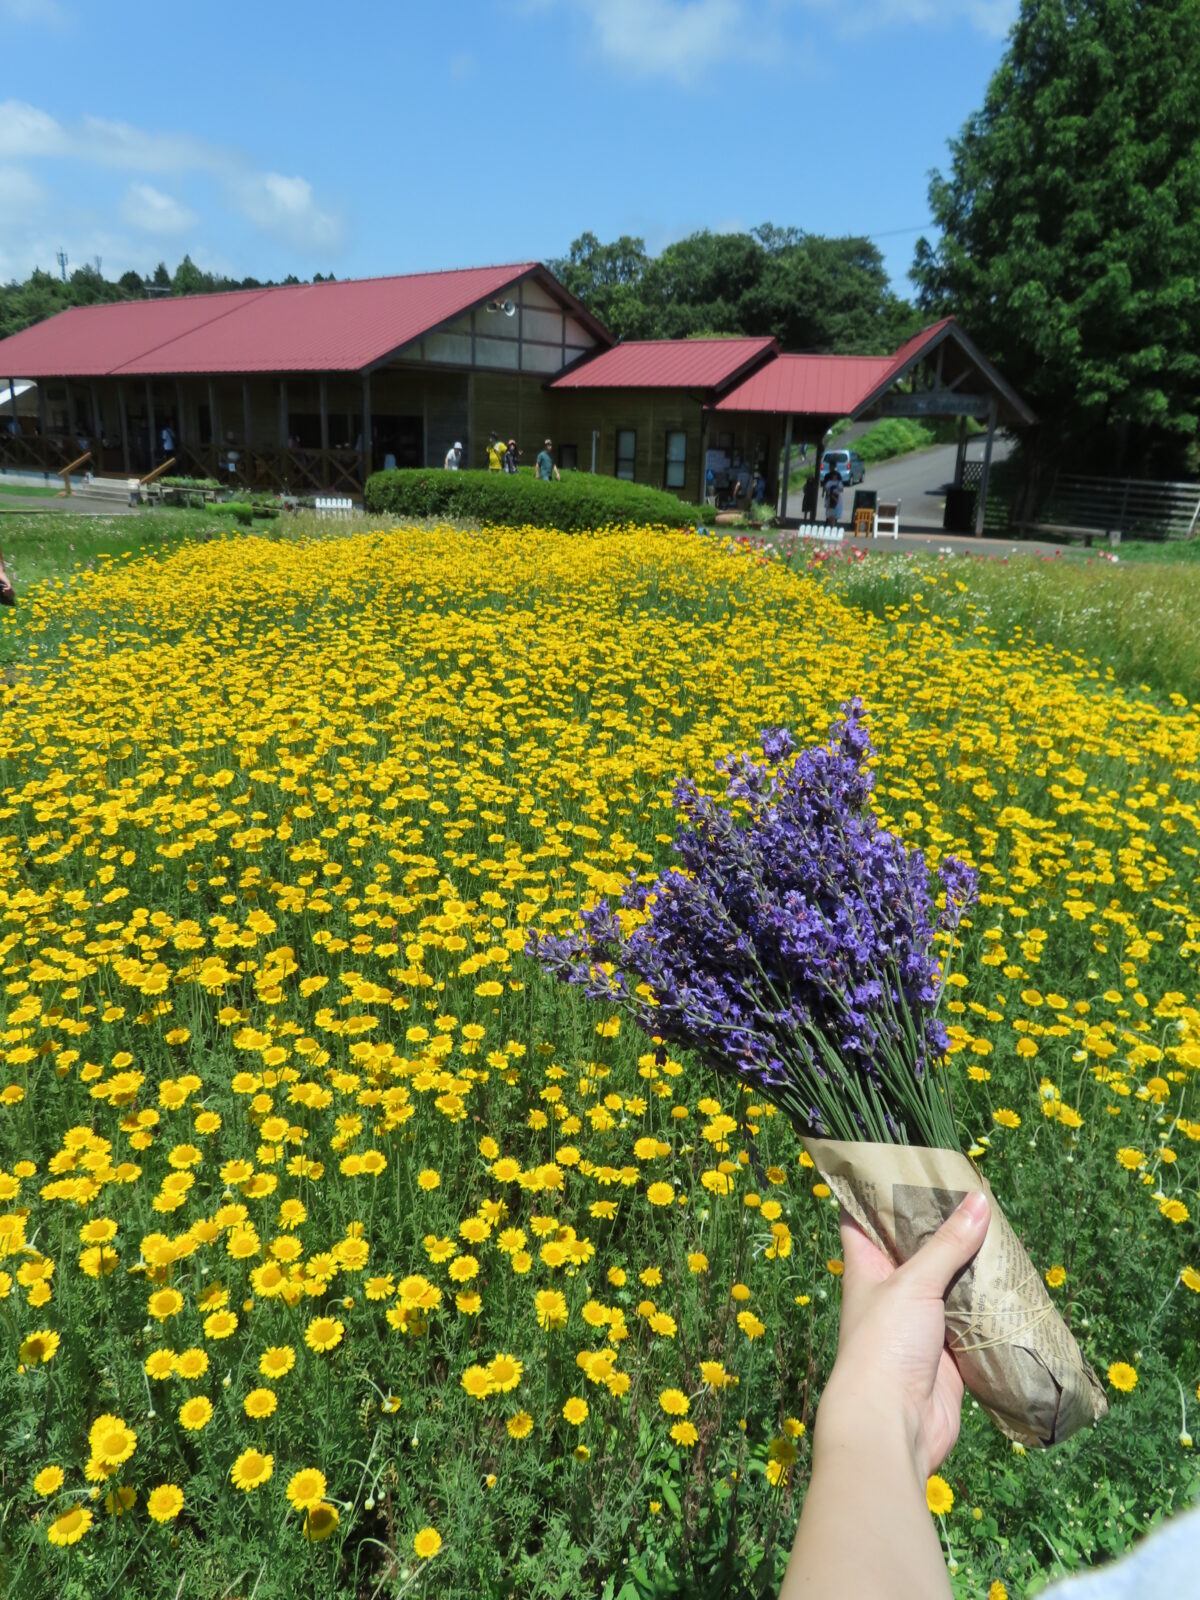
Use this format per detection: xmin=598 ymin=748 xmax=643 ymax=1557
xmin=959 ymin=1192 xmax=989 ymax=1225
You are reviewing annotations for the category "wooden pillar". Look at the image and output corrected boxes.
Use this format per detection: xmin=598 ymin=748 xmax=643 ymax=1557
xmin=954 ymin=415 xmax=967 ymax=489
xmin=89 ymin=380 xmax=102 ymax=445
xmin=279 ymin=378 xmax=288 ymax=448
xmin=65 ymin=379 xmax=78 ymax=439
xmin=975 ymin=398 xmax=998 ymax=537
xmin=6 ymin=376 xmax=15 ymax=430
xmin=319 ymin=376 xmax=330 ymax=487
xmin=207 ymin=378 xmax=220 ymax=450
xmin=361 ymin=372 xmax=373 ymax=480
xmin=779 ymin=414 xmax=793 ymax=520
xmin=37 ymin=380 xmax=47 ymax=438
xmin=145 ymin=380 xmax=157 ymax=469
xmin=242 ymin=379 xmax=251 ymax=448
xmin=175 ymin=380 xmax=186 ymax=450
xmin=117 ymin=381 xmax=130 ymax=473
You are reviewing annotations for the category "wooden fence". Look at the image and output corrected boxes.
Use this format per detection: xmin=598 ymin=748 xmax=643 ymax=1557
xmin=1037 ymin=473 xmax=1200 ymax=540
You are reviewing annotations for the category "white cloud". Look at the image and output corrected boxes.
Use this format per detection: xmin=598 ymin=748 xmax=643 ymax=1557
xmin=533 ymin=0 xmax=1017 ymax=77
xmin=0 ymin=164 xmax=44 ymax=221
xmin=120 ymin=182 xmax=198 ymax=235
xmin=0 ymin=0 xmax=67 ymax=23
xmin=574 ymin=0 xmax=749 ymax=80
xmin=789 ymin=0 xmax=1017 ymax=39
xmin=235 ymin=172 xmax=339 ymax=249
xmin=0 ymin=99 xmax=342 ymax=251
xmin=0 ymin=101 xmax=67 ymax=159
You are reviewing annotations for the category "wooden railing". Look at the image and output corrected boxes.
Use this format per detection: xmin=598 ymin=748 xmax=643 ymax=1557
xmin=139 ymin=456 xmax=176 ymax=487
xmin=1036 ymin=472 xmax=1200 ymax=540
xmin=167 ymin=443 xmax=366 ymax=493
xmin=57 ymin=451 xmax=93 ymax=496
xmin=1 ymin=432 xmax=367 ymax=496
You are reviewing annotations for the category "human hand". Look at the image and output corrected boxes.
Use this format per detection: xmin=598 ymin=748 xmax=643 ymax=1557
xmin=818 ymin=1192 xmax=990 ymax=1480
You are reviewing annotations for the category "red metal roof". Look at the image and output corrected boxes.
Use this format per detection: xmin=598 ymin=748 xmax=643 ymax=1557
xmin=0 ymin=264 xmax=548 ymax=377
xmin=713 ymin=352 xmax=895 ymax=416
xmin=869 ymin=317 xmax=955 ymax=394
xmin=550 ymin=337 xmax=776 ymax=391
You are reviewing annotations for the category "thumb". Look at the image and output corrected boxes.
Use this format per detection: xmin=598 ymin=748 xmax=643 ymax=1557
xmin=900 ymin=1191 xmax=990 ymax=1297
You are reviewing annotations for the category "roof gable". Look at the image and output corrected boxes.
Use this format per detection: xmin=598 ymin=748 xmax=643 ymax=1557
xmin=715 ymin=317 xmax=1035 ymax=427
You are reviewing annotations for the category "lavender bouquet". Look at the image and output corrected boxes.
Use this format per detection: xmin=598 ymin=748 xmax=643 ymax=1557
xmin=534 ymin=702 xmax=1106 ymax=1447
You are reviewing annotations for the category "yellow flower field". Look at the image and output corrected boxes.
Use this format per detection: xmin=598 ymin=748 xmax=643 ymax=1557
xmin=1 ymin=527 xmax=1198 ymax=1599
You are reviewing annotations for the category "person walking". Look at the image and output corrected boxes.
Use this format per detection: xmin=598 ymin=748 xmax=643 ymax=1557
xmin=823 ymin=465 xmax=843 ymax=526
xmin=503 ymin=438 xmax=520 ymax=474
xmin=486 ymin=432 xmax=505 ymax=472
xmin=444 ymin=441 xmax=463 ymax=471
xmin=535 ymin=439 xmax=560 ymax=482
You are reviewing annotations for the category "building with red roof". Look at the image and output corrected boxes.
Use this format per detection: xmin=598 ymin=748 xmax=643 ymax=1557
xmin=0 ymin=262 xmax=1031 ymax=524
xmin=0 ymin=263 xmax=610 ymax=489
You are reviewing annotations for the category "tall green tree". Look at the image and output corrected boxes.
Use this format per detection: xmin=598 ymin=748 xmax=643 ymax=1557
xmin=913 ymin=0 xmax=1200 ymax=475
xmin=552 ymin=226 xmax=918 ymax=351
xmin=549 ymin=232 xmax=653 ymax=337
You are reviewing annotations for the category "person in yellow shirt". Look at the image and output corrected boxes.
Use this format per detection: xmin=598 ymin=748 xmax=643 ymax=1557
xmin=486 ymin=431 xmax=505 ymax=471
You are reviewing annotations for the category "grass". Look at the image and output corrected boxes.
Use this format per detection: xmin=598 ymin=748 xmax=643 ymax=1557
xmin=0 ymin=525 xmax=1199 ymax=1600
xmin=0 ymin=483 xmax=64 ymax=499
xmin=0 ymin=504 xmax=394 ymax=595
xmin=803 ymin=545 xmax=1200 ymax=705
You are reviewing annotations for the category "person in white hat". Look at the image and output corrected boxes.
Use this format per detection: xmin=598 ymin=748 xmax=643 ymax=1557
xmin=444 ymin=441 xmax=463 ymax=471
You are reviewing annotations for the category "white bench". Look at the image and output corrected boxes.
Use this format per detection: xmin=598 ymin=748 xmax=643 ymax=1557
xmin=314 ymin=497 xmax=355 ymax=517
xmin=794 ymin=522 xmax=844 ymax=543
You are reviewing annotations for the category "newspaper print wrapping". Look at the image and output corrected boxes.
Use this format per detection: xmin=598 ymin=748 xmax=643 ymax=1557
xmin=804 ymin=1138 xmax=1109 ymax=1448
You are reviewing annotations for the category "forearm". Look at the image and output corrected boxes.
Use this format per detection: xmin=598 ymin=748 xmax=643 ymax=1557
xmin=781 ymin=1391 xmax=951 ymax=1600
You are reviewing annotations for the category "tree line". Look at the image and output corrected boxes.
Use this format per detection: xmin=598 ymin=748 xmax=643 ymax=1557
xmin=548 ymin=228 xmax=920 ymax=355
xmin=0 ymin=256 xmax=337 ymax=343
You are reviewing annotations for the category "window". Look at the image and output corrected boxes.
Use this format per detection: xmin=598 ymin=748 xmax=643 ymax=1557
xmin=615 ymin=429 xmax=636 ymax=481
xmin=559 ymin=443 xmax=578 ymax=472
xmin=664 ymin=430 xmax=687 ymax=490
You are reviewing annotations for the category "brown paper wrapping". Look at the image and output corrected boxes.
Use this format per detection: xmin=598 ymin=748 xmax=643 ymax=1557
xmin=804 ymin=1138 xmax=1108 ymax=1448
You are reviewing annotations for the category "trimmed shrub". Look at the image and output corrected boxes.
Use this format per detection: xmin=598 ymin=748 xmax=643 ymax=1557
xmin=224 ymin=502 xmax=254 ymax=526
xmin=364 ymin=469 xmax=709 ymax=532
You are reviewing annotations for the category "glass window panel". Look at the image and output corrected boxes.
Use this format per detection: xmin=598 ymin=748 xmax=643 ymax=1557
xmin=520 ymin=343 xmax=562 ymax=373
xmin=424 ymin=333 xmax=473 ymax=364
xmin=522 ymin=308 xmax=563 ymax=343
xmin=475 ymin=337 xmax=520 ymax=370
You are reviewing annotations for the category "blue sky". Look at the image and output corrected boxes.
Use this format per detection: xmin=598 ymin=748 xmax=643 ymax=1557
xmin=1 ymin=0 xmax=1017 ymax=295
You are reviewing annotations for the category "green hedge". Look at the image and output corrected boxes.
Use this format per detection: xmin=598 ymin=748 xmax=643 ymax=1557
xmin=364 ymin=469 xmax=709 ymax=531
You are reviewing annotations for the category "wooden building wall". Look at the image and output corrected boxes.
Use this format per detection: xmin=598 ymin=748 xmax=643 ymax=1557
xmin=545 ymin=389 xmax=707 ymax=502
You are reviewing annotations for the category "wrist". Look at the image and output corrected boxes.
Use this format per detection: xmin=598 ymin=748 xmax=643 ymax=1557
xmin=816 ymin=1373 xmax=926 ymax=1481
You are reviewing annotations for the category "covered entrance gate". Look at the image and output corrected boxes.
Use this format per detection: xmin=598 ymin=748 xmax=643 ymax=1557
xmin=714 ymin=318 xmax=1035 ymax=535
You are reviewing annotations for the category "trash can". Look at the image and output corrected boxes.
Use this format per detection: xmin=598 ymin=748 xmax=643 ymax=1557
xmin=944 ymin=486 xmax=976 ymax=533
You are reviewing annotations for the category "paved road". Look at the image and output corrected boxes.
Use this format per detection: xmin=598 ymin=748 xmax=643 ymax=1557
xmin=858 ymin=438 xmax=1013 ymax=528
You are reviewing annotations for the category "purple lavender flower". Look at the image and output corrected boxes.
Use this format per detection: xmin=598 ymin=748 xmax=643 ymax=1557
xmin=531 ymin=704 xmax=977 ymax=1147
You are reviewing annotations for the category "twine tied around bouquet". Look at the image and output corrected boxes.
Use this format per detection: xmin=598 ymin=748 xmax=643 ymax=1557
xmin=945 ymin=1265 xmax=1057 ymax=1355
